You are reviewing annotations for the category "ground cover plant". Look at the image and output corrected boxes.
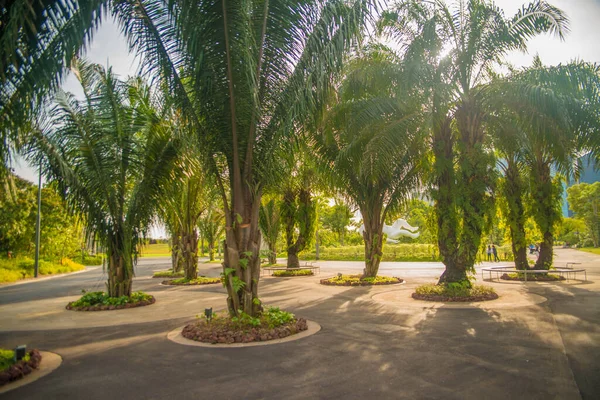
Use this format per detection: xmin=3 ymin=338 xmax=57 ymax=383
xmin=320 ymin=274 xmax=403 ymax=286
xmin=272 ymin=269 xmax=314 ymax=277
xmin=0 ymin=349 xmax=42 ymax=387
xmin=152 ymin=270 xmax=185 ymax=278
xmin=412 ymin=282 xmax=498 ymax=302
xmin=162 ymin=277 xmax=222 ymax=285
xmin=500 ymin=273 xmax=565 ymax=281
xmin=182 ymin=307 xmax=308 ymax=344
xmin=66 ymin=291 xmax=155 ymax=311
xmin=0 ymin=257 xmax=84 ymax=283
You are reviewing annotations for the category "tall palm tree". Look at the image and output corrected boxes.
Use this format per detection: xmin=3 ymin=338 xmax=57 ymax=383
xmin=3 ymin=0 xmax=374 ymax=316
xmin=198 ymin=206 xmax=225 ymax=262
xmin=26 ymin=59 xmax=178 ymax=297
xmin=314 ymin=49 xmax=426 ymax=278
xmin=379 ymin=0 xmax=568 ymax=283
xmin=490 ymin=60 xmax=600 ymax=269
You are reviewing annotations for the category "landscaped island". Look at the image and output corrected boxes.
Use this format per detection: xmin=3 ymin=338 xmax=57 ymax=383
xmin=66 ymin=291 xmax=155 ymax=311
xmin=0 ymin=348 xmax=42 ymax=387
xmin=412 ymin=283 xmax=498 ymax=302
xmin=182 ymin=307 xmax=307 ymax=344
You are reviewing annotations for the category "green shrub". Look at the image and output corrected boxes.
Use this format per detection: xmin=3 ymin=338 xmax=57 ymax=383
xmin=169 ymin=276 xmax=221 ymax=285
xmin=69 ymin=291 xmax=153 ymax=308
xmin=206 ymin=307 xmax=296 ymax=331
xmin=414 ymin=282 xmax=497 ymax=298
xmin=321 ymin=274 xmax=401 ymax=286
xmin=272 ymin=269 xmax=313 ymax=277
xmin=0 ymin=349 xmax=15 ymax=371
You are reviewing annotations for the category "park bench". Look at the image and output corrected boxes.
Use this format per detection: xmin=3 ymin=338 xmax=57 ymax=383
xmin=481 ymin=265 xmax=587 ymax=282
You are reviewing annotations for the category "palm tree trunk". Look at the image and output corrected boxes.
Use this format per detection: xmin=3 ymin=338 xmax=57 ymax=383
xmin=107 ymin=250 xmax=132 ymax=297
xmin=531 ymin=160 xmax=560 ymax=270
xmin=181 ymin=230 xmax=198 ymax=280
xmin=362 ymin=214 xmax=383 ymax=278
xmin=284 ymin=188 xmax=313 ymax=268
xmin=502 ymin=158 xmax=529 ymax=270
xmin=171 ymin=233 xmax=181 ymax=272
xmin=221 ymin=180 xmax=262 ymax=317
xmin=432 ymin=116 xmax=464 ymax=284
xmin=267 ymin=246 xmax=277 ymax=264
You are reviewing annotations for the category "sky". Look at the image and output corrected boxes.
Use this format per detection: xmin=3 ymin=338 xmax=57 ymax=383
xmin=11 ymin=0 xmax=600 ymax=237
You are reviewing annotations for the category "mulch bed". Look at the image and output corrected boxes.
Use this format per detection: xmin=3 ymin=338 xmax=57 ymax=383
xmin=320 ymin=277 xmax=404 ymax=286
xmin=411 ymin=292 xmax=499 ymax=302
xmin=66 ymin=296 xmax=156 ymax=311
xmin=500 ymin=273 xmax=565 ymax=282
xmin=182 ymin=318 xmax=308 ymax=344
xmin=152 ymin=273 xmax=184 ymax=278
xmin=161 ymin=279 xmax=221 ymax=286
xmin=0 ymin=350 xmax=42 ymax=387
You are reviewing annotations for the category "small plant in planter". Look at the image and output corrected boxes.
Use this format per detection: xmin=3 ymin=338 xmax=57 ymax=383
xmin=320 ymin=274 xmax=403 ymax=286
xmin=162 ymin=276 xmax=222 ymax=285
xmin=272 ymin=269 xmax=314 ymax=277
xmin=182 ymin=306 xmax=308 ymax=344
xmin=66 ymin=291 xmax=155 ymax=311
xmin=0 ymin=348 xmax=42 ymax=387
xmin=412 ymin=281 xmax=498 ymax=302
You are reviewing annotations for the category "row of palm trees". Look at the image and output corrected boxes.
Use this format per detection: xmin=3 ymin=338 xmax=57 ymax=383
xmin=1 ymin=0 xmax=599 ymax=316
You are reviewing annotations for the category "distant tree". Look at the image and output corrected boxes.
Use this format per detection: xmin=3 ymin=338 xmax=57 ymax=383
xmin=567 ymin=182 xmax=600 ymax=247
xmin=321 ymin=202 xmax=353 ymax=246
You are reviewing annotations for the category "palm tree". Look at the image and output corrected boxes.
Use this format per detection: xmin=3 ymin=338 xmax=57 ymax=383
xmin=379 ymin=0 xmax=568 ymax=283
xmin=26 ymin=59 xmax=178 ymax=297
xmin=490 ymin=60 xmax=600 ymax=269
xmin=258 ymin=197 xmax=282 ymax=265
xmin=198 ymin=207 xmax=225 ymax=262
xmin=314 ymin=49 xmax=426 ymax=278
xmin=159 ymin=156 xmax=212 ymax=280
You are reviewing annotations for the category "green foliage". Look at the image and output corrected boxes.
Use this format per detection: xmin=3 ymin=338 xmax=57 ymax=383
xmin=0 ymin=175 xmax=82 ymax=259
xmin=272 ymin=269 xmax=314 ymax=277
xmin=556 ymin=218 xmax=587 ymax=246
xmin=208 ymin=307 xmax=296 ymax=331
xmin=0 ymin=349 xmax=15 ymax=371
xmin=262 ymin=307 xmax=295 ymax=329
xmin=0 ymin=257 xmax=85 ymax=283
xmin=69 ymin=291 xmax=153 ymax=308
xmin=321 ymin=202 xmax=353 ymax=245
xmin=322 ymin=274 xmax=400 ymax=285
xmin=302 ymin=243 xmax=439 ymax=262
xmin=567 ymin=182 xmax=600 ymax=247
xmin=414 ymin=283 xmax=496 ymax=298
xmin=230 ymin=276 xmax=246 ymax=293
xmin=169 ymin=276 xmax=221 ymax=285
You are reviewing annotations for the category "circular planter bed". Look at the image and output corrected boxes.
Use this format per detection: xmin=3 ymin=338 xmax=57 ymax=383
xmin=152 ymin=271 xmax=184 ymax=278
xmin=66 ymin=291 xmax=155 ymax=311
xmin=412 ymin=283 xmax=498 ymax=302
xmin=320 ymin=274 xmax=404 ymax=286
xmin=181 ymin=307 xmax=308 ymax=344
xmin=272 ymin=269 xmax=314 ymax=277
xmin=162 ymin=276 xmax=222 ymax=286
xmin=0 ymin=349 xmax=42 ymax=387
xmin=500 ymin=272 xmax=565 ymax=282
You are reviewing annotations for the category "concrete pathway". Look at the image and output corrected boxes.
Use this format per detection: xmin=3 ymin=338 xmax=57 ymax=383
xmin=0 ymin=249 xmax=598 ymax=399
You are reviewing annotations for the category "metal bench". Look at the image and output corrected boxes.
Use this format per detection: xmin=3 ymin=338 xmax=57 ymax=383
xmin=481 ymin=265 xmax=587 ymax=282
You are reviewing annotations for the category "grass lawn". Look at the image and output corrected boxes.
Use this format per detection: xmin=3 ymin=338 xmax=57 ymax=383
xmin=0 ymin=257 xmax=85 ymax=283
xmin=139 ymin=243 xmax=171 ymax=257
xmin=578 ymin=247 xmax=600 ymax=255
